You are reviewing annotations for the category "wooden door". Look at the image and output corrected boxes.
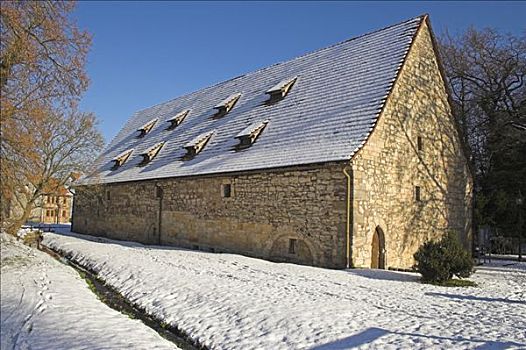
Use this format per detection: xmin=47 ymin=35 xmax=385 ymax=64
xmin=371 ymin=227 xmax=385 ymax=269
xmin=371 ymin=230 xmax=380 ymax=268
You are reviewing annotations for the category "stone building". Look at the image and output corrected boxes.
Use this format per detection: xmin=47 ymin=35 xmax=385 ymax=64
xmin=74 ymin=15 xmax=472 ymax=269
xmin=31 ymin=190 xmax=73 ymax=225
xmin=5 ymin=183 xmax=73 ymax=225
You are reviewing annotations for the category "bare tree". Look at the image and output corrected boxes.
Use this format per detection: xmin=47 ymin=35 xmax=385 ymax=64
xmin=439 ymin=27 xmax=525 ymax=247
xmin=1 ymin=1 xmax=103 ymax=235
xmin=440 ymin=28 xmax=525 ymax=179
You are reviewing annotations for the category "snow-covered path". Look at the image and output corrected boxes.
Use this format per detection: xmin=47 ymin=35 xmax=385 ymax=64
xmin=44 ymin=230 xmax=526 ymax=350
xmin=0 ymin=233 xmax=178 ymax=350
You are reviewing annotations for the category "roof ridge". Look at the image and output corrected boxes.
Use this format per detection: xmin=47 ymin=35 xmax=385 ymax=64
xmin=132 ymin=14 xmax=427 ymax=115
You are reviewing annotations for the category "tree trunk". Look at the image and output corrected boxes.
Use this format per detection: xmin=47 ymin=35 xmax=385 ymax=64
xmin=5 ymin=196 xmax=37 ymax=236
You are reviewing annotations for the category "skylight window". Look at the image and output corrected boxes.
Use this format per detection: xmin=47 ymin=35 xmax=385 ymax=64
xmin=112 ymin=149 xmax=133 ymax=169
xmin=138 ymin=142 xmax=165 ymax=166
xmin=235 ymin=120 xmax=269 ymax=149
xmin=137 ymin=119 xmax=158 ymax=138
xmin=266 ymin=76 xmax=297 ymax=104
xmin=213 ymin=93 xmax=241 ymax=118
xmin=183 ymin=131 xmax=214 ymax=158
xmin=166 ymin=110 xmax=190 ymax=130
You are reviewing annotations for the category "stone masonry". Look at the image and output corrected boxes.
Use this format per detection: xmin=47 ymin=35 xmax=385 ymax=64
xmin=73 ymin=163 xmax=349 ymax=268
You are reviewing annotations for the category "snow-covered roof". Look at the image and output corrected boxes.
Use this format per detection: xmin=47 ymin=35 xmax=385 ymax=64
xmin=85 ymin=16 xmax=424 ymax=184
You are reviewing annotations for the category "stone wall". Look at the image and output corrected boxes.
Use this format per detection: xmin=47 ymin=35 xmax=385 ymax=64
xmin=72 ymin=163 xmax=349 ymax=268
xmin=350 ymin=21 xmax=472 ymax=269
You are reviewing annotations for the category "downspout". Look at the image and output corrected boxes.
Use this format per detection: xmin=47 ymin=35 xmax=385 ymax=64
xmin=343 ymin=165 xmax=353 ymax=269
xmin=155 ymin=184 xmax=163 ymax=245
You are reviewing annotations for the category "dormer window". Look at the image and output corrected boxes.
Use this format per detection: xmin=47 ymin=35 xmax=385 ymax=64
xmin=266 ymin=76 xmax=297 ymax=104
xmin=235 ymin=120 xmax=269 ymax=149
xmin=138 ymin=142 xmax=165 ymax=166
xmin=183 ymin=131 xmax=214 ymax=159
xmin=166 ymin=110 xmax=190 ymax=130
xmin=213 ymin=93 xmax=241 ymax=118
xmin=137 ymin=119 xmax=157 ymax=138
xmin=112 ymin=149 xmax=133 ymax=169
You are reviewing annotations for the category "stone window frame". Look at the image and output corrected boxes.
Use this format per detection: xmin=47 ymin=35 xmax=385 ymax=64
xmin=417 ymin=135 xmax=423 ymax=152
xmin=415 ymin=186 xmax=422 ymax=202
xmin=288 ymin=238 xmax=297 ymax=254
xmin=155 ymin=185 xmax=164 ymax=199
xmin=221 ymin=182 xmax=233 ymax=199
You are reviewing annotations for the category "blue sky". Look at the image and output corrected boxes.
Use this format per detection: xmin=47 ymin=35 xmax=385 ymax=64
xmin=73 ymin=1 xmax=526 ymax=143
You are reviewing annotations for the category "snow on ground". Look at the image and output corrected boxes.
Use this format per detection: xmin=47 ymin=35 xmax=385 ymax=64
xmin=0 ymin=232 xmax=178 ymax=350
xmin=43 ymin=229 xmax=526 ymax=350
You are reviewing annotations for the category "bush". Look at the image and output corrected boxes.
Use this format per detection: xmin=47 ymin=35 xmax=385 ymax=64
xmin=413 ymin=232 xmax=474 ymax=283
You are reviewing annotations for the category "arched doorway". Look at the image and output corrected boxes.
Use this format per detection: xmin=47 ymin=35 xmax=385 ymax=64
xmin=371 ymin=226 xmax=386 ymax=269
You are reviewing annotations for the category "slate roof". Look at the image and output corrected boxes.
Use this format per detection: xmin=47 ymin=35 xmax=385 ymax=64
xmin=85 ymin=15 xmax=424 ymax=184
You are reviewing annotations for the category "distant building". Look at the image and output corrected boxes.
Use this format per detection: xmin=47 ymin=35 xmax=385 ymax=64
xmin=5 ymin=182 xmax=74 ymax=226
xmin=29 ymin=189 xmax=73 ymax=225
xmin=73 ymin=15 xmax=472 ymax=269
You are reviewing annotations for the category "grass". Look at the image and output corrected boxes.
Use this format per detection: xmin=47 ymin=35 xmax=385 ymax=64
xmin=426 ymin=279 xmax=477 ymax=287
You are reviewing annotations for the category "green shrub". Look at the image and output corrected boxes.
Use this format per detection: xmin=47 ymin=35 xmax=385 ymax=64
xmin=413 ymin=232 xmax=474 ymax=283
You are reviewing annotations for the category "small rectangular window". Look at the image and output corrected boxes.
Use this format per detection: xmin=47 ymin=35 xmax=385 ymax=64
xmin=62 ymin=210 xmax=67 ymax=217
xmin=106 ymin=190 xmax=111 ymax=201
xmin=222 ymin=184 xmax=232 ymax=198
xmin=415 ymin=186 xmax=421 ymax=202
xmin=289 ymin=238 xmax=297 ymax=254
xmin=417 ymin=136 xmax=423 ymax=151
